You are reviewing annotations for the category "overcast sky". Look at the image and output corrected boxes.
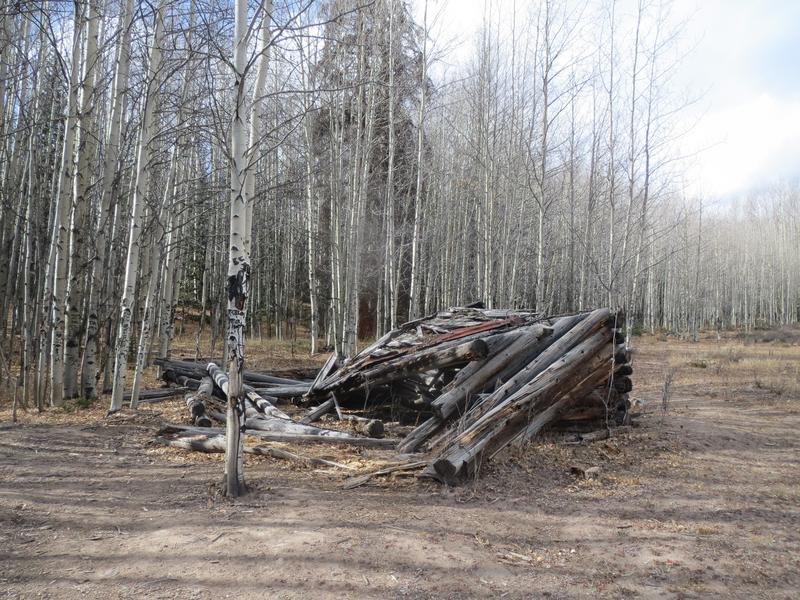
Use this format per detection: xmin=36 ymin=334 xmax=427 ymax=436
xmin=415 ymin=0 xmax=800 ymax=200
xmin=674 ymin=0 xmax=800 ymax=199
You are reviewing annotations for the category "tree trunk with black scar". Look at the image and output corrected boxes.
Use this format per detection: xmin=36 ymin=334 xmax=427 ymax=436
xmin=224 ymin=0 xmax=250 ymax=497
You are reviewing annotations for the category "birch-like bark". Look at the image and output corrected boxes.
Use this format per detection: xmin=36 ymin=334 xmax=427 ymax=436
xmin=224 ymin=0 xmax=250 ymax=497
xmin=243 ymin=0 xmax=272 ymax=256
xmin=157 ymin=0 xmax=196 ymax=372
xmin=64 ymin=0 xmax=100 ymax=398
xmin=383 ymin=0 xmax=398 ymax=330
xmin=83 ymin=0 xmax=134 ymax=399
xmin=109 ymin=0 xmax=166 ymax=412
xmin=409 ymin=0 xmax=429 ymax=321
xmin=297 ymin=26 xmax=319 ymax=353
xmin=46 ymin=2 xmax=85 ymax=407
xmin=130 ymin=220 xmax=164 ymax=407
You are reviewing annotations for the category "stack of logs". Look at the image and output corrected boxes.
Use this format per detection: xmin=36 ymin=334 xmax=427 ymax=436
xmin=155 ymin=307 xmax=632 ymax=485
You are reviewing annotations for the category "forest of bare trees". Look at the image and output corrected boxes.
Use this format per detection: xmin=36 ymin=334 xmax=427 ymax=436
xmin=1 ymin=0 xmax=798 ymax=419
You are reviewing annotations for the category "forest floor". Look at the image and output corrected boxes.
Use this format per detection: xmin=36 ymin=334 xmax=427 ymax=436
xmin=1 ymin=330 xmax=799 ymax=599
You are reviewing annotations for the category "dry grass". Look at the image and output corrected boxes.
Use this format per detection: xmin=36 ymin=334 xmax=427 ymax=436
xmin=168 ymin=327 xmax=330 ymax=373
xmin=629 ymin=331 xmax=800 ymax=412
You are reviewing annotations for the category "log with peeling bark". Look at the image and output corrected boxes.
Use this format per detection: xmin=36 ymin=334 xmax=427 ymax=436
xmin=158 ymin=424 xmax=396 ymax=448
xmin=300 ymin=397 xmax=335 ymax=424
xmin=204 ymin=363 xmax=359 ymax=439
xmin=430 ymin=324 xmax=553 ymax=421
xmin=123 ymin=387 xmax=187 ymax=403
xmin=317 ymin=338 xmax=489 ymax=396
xmin=154 ymin=431 xmax=354 ymax=469
xmin=155 ymin=357 xmax=311 ymax=398
xmin=186 ymin=376 xmax=213 ymax=427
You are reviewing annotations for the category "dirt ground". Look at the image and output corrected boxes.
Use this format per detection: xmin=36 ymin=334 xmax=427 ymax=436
xmin=1 ymin=333 xmax=799 ymax=599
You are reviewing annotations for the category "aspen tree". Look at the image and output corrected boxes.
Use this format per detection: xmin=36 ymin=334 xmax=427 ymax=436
xmin=64 ymin=0 xmax=101 ymax=398
xmin=45 ymin=1 xmax=85 ymax=407
xmin=109 ymin=0 xmax=166 ymax=413
xmin=82 ymin=0 xmax=134 ymax=399
xmin=224 ymin=0 xmax=251 ymax=496
xmin=408 ymin=0 xmax=428 ymax=320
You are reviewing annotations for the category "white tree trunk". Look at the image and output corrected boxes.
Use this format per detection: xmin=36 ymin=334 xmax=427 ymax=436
xmin=298 ymin=28 xmax=319 ymax=353
xmin=409 ymin=0 xmax=428 ymax=320
xmin=130 ymin=223 xmax=163 ymax=407
xmin=225 ymin=0 xmax=250 ymax=497
xmin=157 ymin=0 xmax=196 ymax=373
xmin=109 ymin=0 xmax=166 ymax=412
xmin=82 ymin=0 xmax=134 ymax=399
xmin=47 ymin=2 xmax=85 ymax=407
xmin=64 ymin=0 xmax=100 ymax=399
xmin=243 ymin=0 xmax=272 ymax=256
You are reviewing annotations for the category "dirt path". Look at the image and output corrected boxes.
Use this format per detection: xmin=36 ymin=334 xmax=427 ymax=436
xmin=2 ymin=341 xmax=799 ymax=599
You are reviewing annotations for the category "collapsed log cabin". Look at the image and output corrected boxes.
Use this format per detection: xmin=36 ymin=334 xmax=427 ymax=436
xmin=154 ymin=306 xmax=632 ymax=485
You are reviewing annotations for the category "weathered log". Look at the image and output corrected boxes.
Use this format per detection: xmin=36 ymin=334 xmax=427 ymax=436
xmin=207 ymin=401 xmax=355 ymax=439
xmin=240 ymin=372 xmax=310 ymax=386
xmin=489 ymin=315 xmax=587 ymax=378
xmin=305 ymin=353 xmax=338 ymax=400
xmin=155 ymin=433 xmax=354 ymax=469
xmin=123 ymin=387 xmax=187 ymax=402
xmin=359 ymin=338 xmax=488 ymax=385
xmin=158 ymin=424 xmax=396 ymax=448
xmin=431 ymin=324 xmax=553 ymax=420
xmin=510 ymin=358 xmax=616 ymax=447
xmin=186 ymin=376 xmax=214 ymax=427
xmin=300 ymin=397 xmax=335 ymax=424
xmin=245 ymin=383 xmax=312 ymax=398
xmin=396 ymin=416 xmax=442 ymax=453
xmin=338 ymin=415 xmax=385 ymax=438
xmin=430 ymin=326 xmax=614 ymax=485
xmin=482 ymin=328 xmax=532 ymax=353
xmin=206 ymin=363 xmax=360 ymax=439
xmin=318 ymin=337 xmax=490 ymax=396
xmin=455 ymin=309 xmax=611 ymax=427
xmin=154 ymin=358 xmax=311 ymax=386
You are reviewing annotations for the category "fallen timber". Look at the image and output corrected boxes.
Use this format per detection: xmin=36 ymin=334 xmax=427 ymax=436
xmin=154 ymin=306 xmax=633 ymax=485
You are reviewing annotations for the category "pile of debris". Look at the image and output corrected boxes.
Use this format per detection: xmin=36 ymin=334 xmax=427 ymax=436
xmin=154 ymin=307 xmax=632 ymax=485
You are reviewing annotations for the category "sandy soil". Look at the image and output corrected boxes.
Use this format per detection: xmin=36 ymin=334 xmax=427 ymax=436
xmin=1 ymin=334 xmax=799 ymax=599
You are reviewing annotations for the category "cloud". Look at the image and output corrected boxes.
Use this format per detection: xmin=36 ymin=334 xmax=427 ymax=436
xmin=674 ymin=0 xmax=800 ymax=197
xmin=683 ymin=94 xmax=800 ymax=198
